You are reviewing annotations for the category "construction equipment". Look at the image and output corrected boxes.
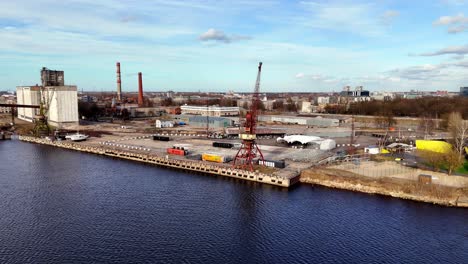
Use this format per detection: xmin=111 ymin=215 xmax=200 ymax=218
xmin=233 ymin=62 xmax=265 ymax=171
xmin=33 ymin=86 xmax=54 ymax=136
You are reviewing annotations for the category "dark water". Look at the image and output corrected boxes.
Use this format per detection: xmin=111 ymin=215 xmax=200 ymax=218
xmin=0 ymin=140 xmax=467 ymax=264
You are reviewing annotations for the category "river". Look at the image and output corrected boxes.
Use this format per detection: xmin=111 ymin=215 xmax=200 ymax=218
xmin=0 ymin=140 xmax=466 ymax=263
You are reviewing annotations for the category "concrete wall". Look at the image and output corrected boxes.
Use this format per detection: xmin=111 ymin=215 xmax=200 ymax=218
xmin=331 ymin=161 xmax=468 ymax=188
xmin=16 ymin=86 xmax=78 ymax=126
xmin=16 ymin=86 xmax=40 ymax=122
xmin=46 ymin=86 xmax=79 ymax=127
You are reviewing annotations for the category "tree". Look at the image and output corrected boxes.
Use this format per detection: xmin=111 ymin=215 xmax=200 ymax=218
xmin=420 ymin=150 xmax=445 ymax=172
xmin=286 ymin=98 xmax=297 ymax=112
xmin=258 ymin=100 xmax=266 ymax=111
xmin=419 ymin=115 xmax=435 ymax=137
xmin=161 ymin=97 xmax=173 ymax=106
xmin=445 ymin=149 xmax=464 ymax=175
xmin=375 ymin=110 xmax=396 ymax=129
xmin=272 ymin=100 xmax=284 ymax=111
xmin=448 ymin=112 xmax=468 ymax=158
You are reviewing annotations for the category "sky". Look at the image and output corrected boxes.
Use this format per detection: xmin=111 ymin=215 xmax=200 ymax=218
xmin=1 ymin=0 xmax=468 ymax=93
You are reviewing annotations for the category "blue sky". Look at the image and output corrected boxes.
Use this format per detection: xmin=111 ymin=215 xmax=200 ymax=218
xmin=1 ymin=0 xmax=468 ymax=93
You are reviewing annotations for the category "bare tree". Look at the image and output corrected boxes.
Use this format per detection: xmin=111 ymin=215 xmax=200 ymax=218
xmin=419 ymin=115 xmax=435 ymax=138
xmin=375 ymin=110 xmax=396 ymax=130
xmin=445 ymin=149 xmax=464 ymax=175
xmin=448 ymin=112 xmax=468 ymax=158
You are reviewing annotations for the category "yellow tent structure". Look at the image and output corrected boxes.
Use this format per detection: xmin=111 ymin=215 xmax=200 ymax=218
xmin=415 ymin=140 xmax=452 ymax=153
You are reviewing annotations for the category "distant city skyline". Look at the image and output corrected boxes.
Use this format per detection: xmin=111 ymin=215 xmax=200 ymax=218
xmin=1 ymin=0 xmax=468 ymax=92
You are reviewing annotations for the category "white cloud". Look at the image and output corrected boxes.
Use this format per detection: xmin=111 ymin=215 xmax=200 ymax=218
xmin=295 ymin=72 xmax=305 ymax=78
xmin=296 ymin=2 xmax=390 ymax=36
xmin=433 ymin=13 xmax=468 ymax=33
xmin=199 ymin=29 xmax=251 ymax=43
xmin=387 ymin=60 xmax=468 ymax=82
xmin=419 ymin=45 xmax=468 ymax=56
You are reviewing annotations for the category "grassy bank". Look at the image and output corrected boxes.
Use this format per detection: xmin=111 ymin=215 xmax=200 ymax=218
xmin=301 ymin=168 xmax=468 ymax=207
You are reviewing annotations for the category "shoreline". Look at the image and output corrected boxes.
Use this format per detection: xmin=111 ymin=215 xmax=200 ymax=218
xmin=18 ymin=135 xmax=299 ymax=188
xmin=300 ymin=168 xmax=468 ymax=208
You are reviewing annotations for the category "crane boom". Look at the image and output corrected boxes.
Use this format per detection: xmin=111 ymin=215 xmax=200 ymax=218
xmin=233 ymin=62 xmax=265 ymax=171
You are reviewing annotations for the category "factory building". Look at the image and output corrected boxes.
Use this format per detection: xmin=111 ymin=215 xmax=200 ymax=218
xmin=16 ymin=85 xmax=79 ymax=127
xmin=16 ymin=86 xmax=41 ymax=121
xmin=259 ymin=115 xmax=339 ymax=127
xmin=339 ymin=86 xmax=371 ymax=103
xmin=178 ymin=115 xmax=234 ymax=128
xmin=16 ymin=67 xmax=79 ymax=127
xmin=41 ymin=67 xmax=64 ymax=86
xmin=316 ymin=96 xmax=330 ymax=104
xmin=460 ymin=87 xmax=468 ymax=97
xmin=180 ymin=105 xmax=239 ymax=117
xmin=0 ymin=94 xmax=16 ymax=114
xmin=155 ymin=120 xmax=174 ymax=128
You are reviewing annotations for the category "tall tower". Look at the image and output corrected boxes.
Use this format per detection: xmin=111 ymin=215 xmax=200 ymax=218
xmin=116 ymin=62 xmax=122 ymax=101
xmin=138 ymin=72 xmax=144 ymax=107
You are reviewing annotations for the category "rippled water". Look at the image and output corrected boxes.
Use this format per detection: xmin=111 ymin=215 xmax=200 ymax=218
xmin=0 ymin=140 xmax=467 ymax=263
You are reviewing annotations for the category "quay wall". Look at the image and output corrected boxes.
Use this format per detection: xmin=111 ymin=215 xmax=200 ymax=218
xmin=19 ymin=136 xmax=297 ymax=188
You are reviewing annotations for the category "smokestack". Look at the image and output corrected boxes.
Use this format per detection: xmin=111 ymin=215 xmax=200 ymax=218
xmin=138 ymin=72 xmax=144 ymax=107
xmin=116 ymin=62 xmax=122 ymax=101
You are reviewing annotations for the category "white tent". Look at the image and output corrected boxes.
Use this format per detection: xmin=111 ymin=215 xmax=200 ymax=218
xmin=320 ymin=139 xmax=336 ymax=150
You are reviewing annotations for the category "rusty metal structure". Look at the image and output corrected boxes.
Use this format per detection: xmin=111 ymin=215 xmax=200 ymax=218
xmin=232 ymin=62 xmax=265 ymax=171
xmin=0 ymin=104 xmax=40 ymax=125
xmin=116 ymin=62 xmax=122 ymax=101
xmin=138 ymin=72 xmax=144 ymax=107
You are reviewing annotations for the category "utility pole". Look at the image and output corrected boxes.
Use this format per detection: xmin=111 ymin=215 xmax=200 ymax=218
xmin=206 ymin=95 xmax=209 ymax=138
xmin=349 ymin=115 xmax=355 ymax=154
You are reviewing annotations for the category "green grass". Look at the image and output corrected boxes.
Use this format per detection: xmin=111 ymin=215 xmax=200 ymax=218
xmin=455 ymin=160 xmax=468 ymax=175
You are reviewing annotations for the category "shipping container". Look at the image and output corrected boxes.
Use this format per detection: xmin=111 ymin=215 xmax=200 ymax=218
xmin=212 ymin=142 xmax=234 ymax=148
xmin=153 ymin=135 xmax=170 ymax=141
xmin=202 ymin=153 xmax=230 ymax=163
xmin=186 ymin=154 xmax=202 ymax=160
xmin=257 ymin=159 xmax=286 ymax=168
xmin=167 ymin=148 xmax=187 ymax=156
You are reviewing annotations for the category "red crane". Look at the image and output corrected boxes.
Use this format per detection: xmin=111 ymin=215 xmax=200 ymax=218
xmin=233 ymin=62 xmax=265 ymax=171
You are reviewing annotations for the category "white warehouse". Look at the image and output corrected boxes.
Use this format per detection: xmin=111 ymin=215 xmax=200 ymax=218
xmin=17 ymin=86 xmax=79 ymax=127
xmin=180 ymin=105 xmax=239 ymax=117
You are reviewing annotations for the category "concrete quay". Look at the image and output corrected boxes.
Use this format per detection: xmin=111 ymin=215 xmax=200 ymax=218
xmin=19 ymin=136 xmax=299 ymax=188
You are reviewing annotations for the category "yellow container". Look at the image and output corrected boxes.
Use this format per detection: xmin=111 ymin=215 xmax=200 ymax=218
xmin=202 ymin=153 xmax=225 ymax=163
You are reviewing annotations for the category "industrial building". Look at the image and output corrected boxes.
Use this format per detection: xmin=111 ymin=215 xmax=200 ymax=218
xmin=16 ymin=86 xmax=41 ymax=121
xmin=339 ymin=86 xmax=371 ymax=102
xmin=155 ymin=120 xmax=174 ymax=128
xmin=259 ymin=115 xmax=339 ymax=127
xmin=461 ymin=87 xmax=468 ymax=97
xmin=180 ymin=105 xmax=239 ymax=117
xmin=0 ymin=95 xmax=15 ymax=114
xmin=41 ymin=67 xmax=64 ymax=86
xmin=17 ymin=85 xmax=79 ymax=127
xmin=178 ymin=115 xmax=234 ymax=128
xmin=15 ymin=67 xmax=79 ymax=127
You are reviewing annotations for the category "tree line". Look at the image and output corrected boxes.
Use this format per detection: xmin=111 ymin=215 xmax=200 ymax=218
xmin=346 ymin=97 xmax=468 ymax=119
